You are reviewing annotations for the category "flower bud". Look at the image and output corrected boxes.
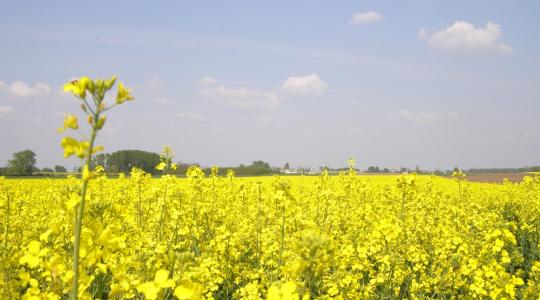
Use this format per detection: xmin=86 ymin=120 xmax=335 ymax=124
xmin=96 ymin=116 xmax=106 ymax=129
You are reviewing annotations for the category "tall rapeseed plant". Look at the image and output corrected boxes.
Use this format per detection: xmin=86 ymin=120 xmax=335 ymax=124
xmin=60 ymin=75 xmax=133 ymax=299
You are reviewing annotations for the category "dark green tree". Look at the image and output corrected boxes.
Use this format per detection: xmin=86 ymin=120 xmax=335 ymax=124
xmin=107 ymin=150 xmax=160 ymax=174
xmin=93 ymin=153 xmax=109 ymax=169
xmin=251 ymin=160 xmax=270 ymax=170
xmin=367 ymin=166 xmax=381 ymax=173
xmin=7 ymin=150 xmax=37 ymax=175
xmin=54 ymin=165 xmax=68 ymax=173
xmin=235 ymin=160 xmax=273 ymax=176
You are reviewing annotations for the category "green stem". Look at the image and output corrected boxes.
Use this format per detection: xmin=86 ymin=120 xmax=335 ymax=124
xmin=71 ymin=112 xmax=99 ymax=300
xmin=157 ymin=182 xmax=169 ymax=242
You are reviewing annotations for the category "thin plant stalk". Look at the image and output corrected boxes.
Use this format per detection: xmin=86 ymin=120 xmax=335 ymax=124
xmin=61 ymin=75 xmax=133 ymax=299
xmin=71 ymin=112 xmax=99 ymax=300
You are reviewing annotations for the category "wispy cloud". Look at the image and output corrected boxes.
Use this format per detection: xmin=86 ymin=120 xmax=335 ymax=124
xmin=198 ymin=77 xmax=281 ymax=110
xmin=0 ymin=105 xmax=14 ymax=114
xmin=419 ymin=21 xmax=511 ymax=54
xmin=0 ymin=80 xmax=51 ymax=98
xmin=175 ymin=112 xmax=204 ymax=122
xmin=198 ymin=73 xmax=328 ymax=109
xmin=199 ymin=77 xmax=218 ymax=86
xmin=389 ymin=109 xmax=457 ymax=124
xmin=282 ymin=74 xmax=328 ymax=97
xmin=350 ymin=11 xmax=383 ymax=24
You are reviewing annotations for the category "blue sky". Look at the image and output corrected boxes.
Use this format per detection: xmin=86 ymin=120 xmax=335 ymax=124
xmin=1 ymin=1 xmax=539 ymax=170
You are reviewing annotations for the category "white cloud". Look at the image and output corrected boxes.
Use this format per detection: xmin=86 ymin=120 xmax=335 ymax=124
xmin=282 ymin=73 xmax=328 ymax=97
xmin=198 ymin=74 xmax=327 ymax=109
xmin=199 ymin=77 xmax=218 ymax=86
xmin=390 ymin=110 xmax=457 ymax=124
xmin=420 ymin=21 xmax=511 ymax=53
xmin=350 ymin=11 xmax=383 ymax=24
xmin=198 ymin=78 xmax=281 ymax=109
xmin=0 ymin=80 xmax=51 ymax=98
xmin=175 ymin=112 xmax=204 ymax=122
xmin=0 ymin=105 xmax=14 ymax=114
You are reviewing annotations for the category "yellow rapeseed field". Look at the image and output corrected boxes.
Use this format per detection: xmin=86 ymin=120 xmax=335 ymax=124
xmin=1 ymin=171 xmax=540 ymax=299
xmin=2 ymin=76 xmax=538 ymax=299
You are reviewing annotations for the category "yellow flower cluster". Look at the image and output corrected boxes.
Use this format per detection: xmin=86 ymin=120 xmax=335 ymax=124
xmin=1 ymin=171 xmax=539 ymax=299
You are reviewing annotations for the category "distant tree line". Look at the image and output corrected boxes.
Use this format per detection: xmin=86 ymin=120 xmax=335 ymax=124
xmin=92 ymin=152 xmax=277 ymax=177
xmin=3 ymin=148 xmax=539 ymax=177
xmin=0 ymin=149 xmax=279 ymax=177
xmin=365 ymin=166 xmax=392 ymax=173
xmin=466 ymin=166 xmax=540 ymax=173
xmin=177 ymin=160 xmax=277 ymax=177
xmin=93 ymin=150 xmax=161 ymax=174
xmin=0 ymin=149 xmax=70 ymax=176
xmin=91 ymin=152 xmax=276 ymax=176
xmin=1 ymin=150 xmax=294 ymax=177
xmin=226 ymin=160 xmax=275 ymax=176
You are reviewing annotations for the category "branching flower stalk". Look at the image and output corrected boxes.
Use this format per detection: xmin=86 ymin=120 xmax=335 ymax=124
xmin=397 ymin=173 xmax=416 ymax=226
xmin=452 ymin=169 xmax=466 ymax=202
xmin=155 ymin=145 xmax=177 ymax=242
xmin=60 ymin=75 xmax=133 ymax=299
xmin=157 ymin=180 xmax=169 ymax=242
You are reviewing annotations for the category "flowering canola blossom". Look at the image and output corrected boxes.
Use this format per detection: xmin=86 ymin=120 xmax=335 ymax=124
xmin=0 ymin=172 xmax=539 ymax=299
